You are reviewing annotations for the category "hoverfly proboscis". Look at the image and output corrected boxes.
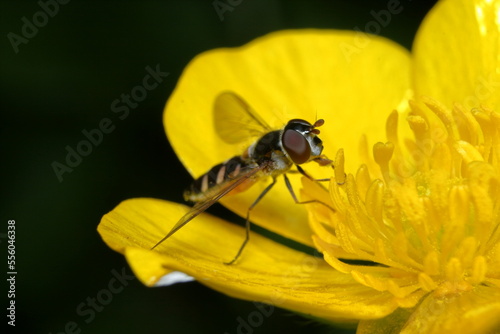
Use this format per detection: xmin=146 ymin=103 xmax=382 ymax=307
xmin=151 ymin=91 xmax=334 ymax=264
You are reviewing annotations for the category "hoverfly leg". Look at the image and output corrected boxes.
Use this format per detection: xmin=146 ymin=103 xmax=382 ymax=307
xmin=224 ymin=177 xmax=278 ymax=265
xmin=296 ymin=165 xmax=329 ymax=183
xmin=295 ymin=164 xmax=314 ymax=180
xmin=283 ymin=172 xmax=336 ymax=212
xmin=299 ymin=160 xmax=346 ymax=185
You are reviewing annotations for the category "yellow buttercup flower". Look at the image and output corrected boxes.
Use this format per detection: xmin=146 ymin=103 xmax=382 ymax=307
xmin=98 ymin=0 xmax=500 ymax=332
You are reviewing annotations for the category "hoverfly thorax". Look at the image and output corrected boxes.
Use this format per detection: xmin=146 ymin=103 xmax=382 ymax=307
xmin=281 ymin=119 xmax=325 ymax=164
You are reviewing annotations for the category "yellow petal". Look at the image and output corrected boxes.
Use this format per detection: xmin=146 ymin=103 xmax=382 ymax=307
xmin=165 ymin=29 xmax=411 ymax=246
xmin=358 ymin=286 xmax=500 ymax=334
xmin=357 ymin=308 xmax=413 ymax=334
xmin=98 ymin=198 xmax=398 ymax=321
xmin=413 ymin=0 xmax=500 ymax=110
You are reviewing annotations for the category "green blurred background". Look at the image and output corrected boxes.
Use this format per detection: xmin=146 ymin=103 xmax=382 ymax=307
xmin=1 ymin=1 xmax=437 ymax=333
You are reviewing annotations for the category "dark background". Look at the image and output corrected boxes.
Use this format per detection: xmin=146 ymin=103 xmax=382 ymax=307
xmin=1 ymin=1 xmax=437 ymax=333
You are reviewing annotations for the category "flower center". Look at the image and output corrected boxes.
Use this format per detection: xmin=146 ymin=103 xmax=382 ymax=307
xmin=305 ymin=97 xmax=500 ymax=307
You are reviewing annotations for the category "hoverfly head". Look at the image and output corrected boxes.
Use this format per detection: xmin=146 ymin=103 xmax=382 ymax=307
xmin=281 ymin=119 xmax=325 ymax=164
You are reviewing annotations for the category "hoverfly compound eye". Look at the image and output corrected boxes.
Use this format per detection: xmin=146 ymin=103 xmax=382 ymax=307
xmin=282 ymin=129 xmax=311 ymax=164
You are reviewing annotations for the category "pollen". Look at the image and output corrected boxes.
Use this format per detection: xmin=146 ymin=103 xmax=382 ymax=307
xmin=307 ymin=98 xmax=500 ymax=308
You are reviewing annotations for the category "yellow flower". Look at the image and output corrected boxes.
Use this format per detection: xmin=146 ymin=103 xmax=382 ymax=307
xmin=98 ymin=0 xmax=500 ymax=332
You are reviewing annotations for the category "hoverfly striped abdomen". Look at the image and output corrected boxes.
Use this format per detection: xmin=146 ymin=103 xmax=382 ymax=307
xmin=184 ymin=156 xmax=257 ymax=203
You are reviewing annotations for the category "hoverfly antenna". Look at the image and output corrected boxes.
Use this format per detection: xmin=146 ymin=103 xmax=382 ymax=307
xmin=313 ymin=119 xmax=325 ymax=128
xmin=310 ymin=119 xmax=324 ymax=135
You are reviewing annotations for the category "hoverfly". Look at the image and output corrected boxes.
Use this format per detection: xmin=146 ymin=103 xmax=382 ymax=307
xmin=152 ymin=92 xmax=333 ymax=264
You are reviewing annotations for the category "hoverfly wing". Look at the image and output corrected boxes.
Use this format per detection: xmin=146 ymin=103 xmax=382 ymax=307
xmin=214 ymin=91 xmax=273 ymax=144
xmin=151 ymin=163 xmax=266 ymax=250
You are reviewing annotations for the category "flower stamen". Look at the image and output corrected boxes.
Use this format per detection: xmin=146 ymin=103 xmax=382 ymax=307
xmin=306 ymin=97 xmax=499 ymax=308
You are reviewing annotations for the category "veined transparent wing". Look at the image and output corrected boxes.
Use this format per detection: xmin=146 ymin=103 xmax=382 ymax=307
xmin=150 ymin=162 xmax=268 ymax=250
xmin=213 ymin=91 xmax=273 ymax=144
